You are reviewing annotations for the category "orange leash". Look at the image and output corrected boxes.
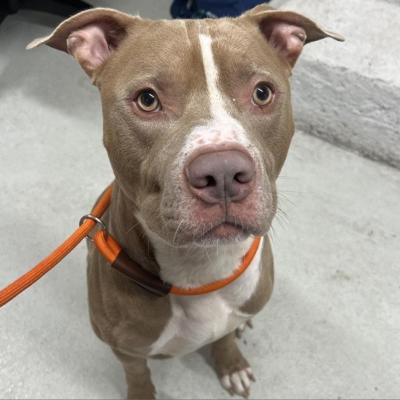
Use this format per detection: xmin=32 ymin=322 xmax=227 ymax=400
xmin=0 ymin=185 xmax=113 ymax=308
xmin=0 ymin=185 xmax=262 ymax=307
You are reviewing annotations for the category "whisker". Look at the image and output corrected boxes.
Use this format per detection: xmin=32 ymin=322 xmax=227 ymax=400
xmin=172 ymin=219 xmax=184 ymax=246
xmin=126 ymin=220 xmax=140 ymax=234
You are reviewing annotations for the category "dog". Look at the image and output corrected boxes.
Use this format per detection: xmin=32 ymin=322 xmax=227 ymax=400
xmin=28 ymin=4 xmax=342 ymax=398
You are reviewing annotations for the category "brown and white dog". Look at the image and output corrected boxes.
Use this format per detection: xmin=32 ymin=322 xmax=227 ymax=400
xmin=29 ymin=5 xmax=342 ymax=399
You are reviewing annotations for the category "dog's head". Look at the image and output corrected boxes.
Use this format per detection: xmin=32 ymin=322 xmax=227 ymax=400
xmin=29 ymin=6 xmax=342 ymax=247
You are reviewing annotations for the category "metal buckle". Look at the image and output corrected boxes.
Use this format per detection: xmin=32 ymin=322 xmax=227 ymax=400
xmin=79 ymin=214 xmax=107 ymax=242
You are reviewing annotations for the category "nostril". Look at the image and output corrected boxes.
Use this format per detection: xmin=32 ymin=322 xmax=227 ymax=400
xmin=190 ymin=174 xmax=217 ymax=188
xmin=206 ymin=175 xmax=217 ymax=187
xmin=234 ymin=172 xmax=252 ymax=184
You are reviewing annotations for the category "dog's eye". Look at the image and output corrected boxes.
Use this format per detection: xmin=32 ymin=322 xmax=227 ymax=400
xmin=252 ymin=83 xmax=274 ymax=106
xmin=137 ymin=89 xmax=160 ymax=112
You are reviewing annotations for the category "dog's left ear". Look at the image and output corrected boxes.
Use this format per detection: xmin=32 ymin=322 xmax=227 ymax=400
xmin=243 ymin=5 xmax=344 ymax=67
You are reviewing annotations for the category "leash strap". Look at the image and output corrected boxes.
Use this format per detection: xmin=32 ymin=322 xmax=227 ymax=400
xmin=0 ymin=186 xmax=113 ymax=308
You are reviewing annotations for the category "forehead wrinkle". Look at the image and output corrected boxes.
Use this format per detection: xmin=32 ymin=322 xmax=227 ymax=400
xmin=123 ymin=73 xmax=179 ymax=95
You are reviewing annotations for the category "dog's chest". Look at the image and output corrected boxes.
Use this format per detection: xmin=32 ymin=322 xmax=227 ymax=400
xmin=149 ymin=239 xmax=263 ymax=356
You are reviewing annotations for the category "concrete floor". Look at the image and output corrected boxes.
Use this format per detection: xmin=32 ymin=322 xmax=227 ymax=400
xmin=1 ymin=2 xmax=400 ymax=399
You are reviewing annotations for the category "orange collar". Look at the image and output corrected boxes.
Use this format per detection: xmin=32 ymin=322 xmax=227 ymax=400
xmin=92 ymin=187 xmax=262 ymax=297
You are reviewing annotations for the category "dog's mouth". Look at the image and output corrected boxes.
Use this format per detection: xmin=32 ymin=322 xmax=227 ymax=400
xmin=208 ymin=222 xmax=243 ymax=236
xmin=184 ymin=214 xmax=262 ymax=246
xmin=200 ymin=219 xmax=250 ymax=240
xmin=157 ymin=189 xmax=274 ymax=247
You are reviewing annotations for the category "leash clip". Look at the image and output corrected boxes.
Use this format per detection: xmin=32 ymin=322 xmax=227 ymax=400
xmin=79 ymin=214 xmax=107 ymax=242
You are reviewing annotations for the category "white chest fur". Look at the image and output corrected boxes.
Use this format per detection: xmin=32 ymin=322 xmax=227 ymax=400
xmin=149 ymin=237 xmax=264 ymax=356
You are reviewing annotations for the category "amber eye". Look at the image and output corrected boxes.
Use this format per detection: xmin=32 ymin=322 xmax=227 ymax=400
xmin=137 ymin=89 xmax=160 ymax=112
xmin=252 ymin=83 xmax=274 ymax=106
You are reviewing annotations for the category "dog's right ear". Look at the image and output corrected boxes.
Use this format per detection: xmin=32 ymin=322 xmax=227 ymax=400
xmin=27 ymin=8 xmax=136 ymax=82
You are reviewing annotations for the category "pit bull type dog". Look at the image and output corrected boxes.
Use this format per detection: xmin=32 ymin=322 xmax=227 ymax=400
xmin=28 ymin=5 xmax=343 ymax=398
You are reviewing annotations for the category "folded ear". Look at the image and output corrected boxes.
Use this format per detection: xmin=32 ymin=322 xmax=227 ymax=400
xmin=243 ymin=5 xmax=344 ymax=67
xmin=27 ymin=8 xmax=136 ymax=81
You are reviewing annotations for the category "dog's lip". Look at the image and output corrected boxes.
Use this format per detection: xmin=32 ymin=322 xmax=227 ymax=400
xmin=209 ymin=222 xmax=243 ymax=235
xmin=197 ymin=219 xmax=251 ymax=241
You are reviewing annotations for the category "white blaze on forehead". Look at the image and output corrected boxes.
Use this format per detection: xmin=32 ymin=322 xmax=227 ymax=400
xmin=176 ymin=33 xmax=253 ymax=163
xmin=198 ymin=33 xmax=227 ymax=119
xmin=179 ymin=20 xmax=191 ymax=46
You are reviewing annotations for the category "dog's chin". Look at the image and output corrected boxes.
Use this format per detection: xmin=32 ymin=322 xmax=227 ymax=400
xmin=192 ymin=222 xmax=250 ymax=247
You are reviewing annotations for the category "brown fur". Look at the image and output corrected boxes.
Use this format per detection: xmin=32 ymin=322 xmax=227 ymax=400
xmin=28 ymin=5 xmax=343 ymax=398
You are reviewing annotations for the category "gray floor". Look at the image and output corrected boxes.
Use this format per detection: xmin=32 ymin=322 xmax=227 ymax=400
xmin=1 ymin=2 xmax=399 ymax=400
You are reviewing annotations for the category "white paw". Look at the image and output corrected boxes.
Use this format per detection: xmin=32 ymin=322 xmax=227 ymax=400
xmin=220 ymin=367 xmax=256 ymax=398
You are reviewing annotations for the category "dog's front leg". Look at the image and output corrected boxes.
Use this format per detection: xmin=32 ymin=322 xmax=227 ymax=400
xmin=112 ymin=348 xmax=155 ymax=400
xmin=211 ymin=331 xmax=256 ymax=398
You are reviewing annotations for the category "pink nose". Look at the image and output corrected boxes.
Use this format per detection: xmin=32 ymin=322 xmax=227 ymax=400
xmin=185 ymin=150 xmax=255 ymax=204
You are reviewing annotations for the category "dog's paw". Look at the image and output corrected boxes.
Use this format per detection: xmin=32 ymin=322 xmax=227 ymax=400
xmin=235 ymin=320 xmax=253 ymax=339
xmin=220 ymin=367 xmax=256 ymax=398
